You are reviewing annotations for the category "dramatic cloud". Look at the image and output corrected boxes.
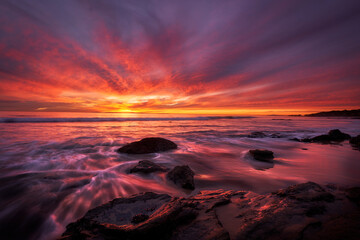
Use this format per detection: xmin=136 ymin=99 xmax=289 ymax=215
xmin=0 ymin=0 xmax=359 ymax=114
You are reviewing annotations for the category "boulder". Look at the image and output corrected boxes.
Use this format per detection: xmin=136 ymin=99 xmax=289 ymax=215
xmin=61 ymin=182 xmax=360 ymax=240
xmin=117 ymin=137 xmax=177 ymax=154
xmin=249 ymin=149 xmax=274 ymax=162
xmin=328 ymin=129 xmax=351 ymax=140
xmin=166 ymin=165 xmax=195 ymax=190
xmin=129 ymin=160 xmax=167 ymax=174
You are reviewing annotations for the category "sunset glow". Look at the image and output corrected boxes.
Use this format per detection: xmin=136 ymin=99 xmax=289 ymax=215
xmin=1 ymin=0 xmax=360 ymax=115
xmin=1 ymin=2 xmax=360 ymax=239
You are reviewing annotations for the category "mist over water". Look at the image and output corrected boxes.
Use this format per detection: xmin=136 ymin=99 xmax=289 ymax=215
xmin=0 ymin=112 xmax=359 ymax=239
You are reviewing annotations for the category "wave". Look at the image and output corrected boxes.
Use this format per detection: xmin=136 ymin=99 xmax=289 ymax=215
xmin=0 ymin=116 xmax=254 ymax=123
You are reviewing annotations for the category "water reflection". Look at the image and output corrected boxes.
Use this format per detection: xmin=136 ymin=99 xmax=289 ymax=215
xmin=0 ymin=116 xmax=359 ymax=239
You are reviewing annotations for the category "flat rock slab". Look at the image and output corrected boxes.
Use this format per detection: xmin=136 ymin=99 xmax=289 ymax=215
xmin=129 ymin=160 xmax=167 ymax=174
xmin=249 ymin=149 xmax=274 ymax=162
xmin=117 ymin=137 xmax=177 ymax=154
xmin=60 ymin=182 xmax=360 ymax=240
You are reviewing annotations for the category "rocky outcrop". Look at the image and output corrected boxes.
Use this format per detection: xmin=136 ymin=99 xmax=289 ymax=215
xmin=60 ymin=182 xmax=360 ymax=240
xmin=305 ymin=109 xmax=360 ymax=117
xmin=117 ymin=138 xmax=177 ymax=154
xmin=129 ymin=160 xmax=167 ymax=174
xmin=299 ymin=129 xmax=351 ymax=143
xmin=166 ymin=165 xmax=195 ymax=190
xmin=248 ymin=149 xmax=274 ymax=162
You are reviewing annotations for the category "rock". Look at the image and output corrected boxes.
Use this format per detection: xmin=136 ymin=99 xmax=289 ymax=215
xmin=274 ymin=182 xmax=335 ymax=202
xmin=270 ymin=133 xmax=283 ymax=138
xmin=328 ymin=129 xmax=351 ymax=140
xmin=166 ymin=165 xmax=195 ymax=190
xmin=61 ymin=182 xmax=360 ymax=240
xmin=131 ymin=214 xmax=149 ymax=224
xmin=247 ymin=131 xmax=266 ymax=138
xmin=345 ymin=187 xmax=360 ymax=205
xmin=117 ymin=137 xmax=177 ymax=154
xmin=129 ymin=160 xmax=167 ymax=174
xmin=350 ymin=135 xmax=360 ymax=149
xmin=302 ymin=129 xmax=351 ymax=143
xmin=248 ymin=149 xmax=274 ymax=162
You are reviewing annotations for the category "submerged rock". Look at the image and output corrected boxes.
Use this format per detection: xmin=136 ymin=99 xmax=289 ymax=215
xmin=129 ymin=160 xmax=167 ymax=174
xmin=166 ymin=165 xmax=195 ymax=190
xmin=247 ymin=131 xmax=266 ymax=138
xmin=61 ymin=182 xmax=360 ymax=240
xmin=249 ymin=149 xmax=274 ymax=162
xmin=302 ymin=129 xmax=351 ymax=143
xmin=117 ymin=137 xmax=177 ymax=154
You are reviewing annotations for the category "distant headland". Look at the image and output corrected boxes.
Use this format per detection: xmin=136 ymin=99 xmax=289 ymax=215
xmin=304 ymin=109 xmax=360 ymax=117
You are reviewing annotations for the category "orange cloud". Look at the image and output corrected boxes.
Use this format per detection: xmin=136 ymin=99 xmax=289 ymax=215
xmin=0 ymin=0 xmax=359 ymax=115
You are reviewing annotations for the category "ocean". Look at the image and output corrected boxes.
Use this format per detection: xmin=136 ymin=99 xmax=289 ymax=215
xmin=0 ymin=111 xmax=359 ymax=239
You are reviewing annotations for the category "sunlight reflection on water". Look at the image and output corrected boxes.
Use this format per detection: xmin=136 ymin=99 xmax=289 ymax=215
xmin=0 ymin=115 xmax=359 ymax=239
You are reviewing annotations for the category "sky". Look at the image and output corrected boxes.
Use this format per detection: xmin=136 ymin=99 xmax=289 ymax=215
xmin=0 ymin=0 xmax=360 ymax=115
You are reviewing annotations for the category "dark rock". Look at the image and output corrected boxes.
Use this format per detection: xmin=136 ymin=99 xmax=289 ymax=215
xmin=117 ymin=137 xmax=177 ymax=154
xmin=131 ymin=214 xmax=149 ymax=224
xmin=166 ymin=165 xmax=195 ymax=190
xmin=249 ymin=149 xmax=274 ymax=162
xmin=129 ymin=160 xmax=167 ymax=174
xmin=328 ymin=129 xmax=351 ymax=140
xmin=274 ymin=182 xmax=334 ymax=202
xmin=302 ymin=129 xmax=351 ymax=143
xmin=248 ymin=131 xmax=266 ymax=138
xmin=61 ymin=192 xmax=199 ymax=240
xmin=307 ymin=134 xmax=333 ymax=142
xmin=305 ymin=205 xmax=326 ymax=217
xmin=350 ymin=135 xmax=360 ymax=149
xmin=345 ymin=187 xmax=360 ymax=205
xmin=61 ymin=183 xmax=360 ymax=240
xmin=270 ymin=133 xmax=283 ymax=138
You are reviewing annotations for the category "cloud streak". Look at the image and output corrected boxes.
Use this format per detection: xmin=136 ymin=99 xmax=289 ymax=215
xmin=0 ymin=0 xmax=359 ymax=114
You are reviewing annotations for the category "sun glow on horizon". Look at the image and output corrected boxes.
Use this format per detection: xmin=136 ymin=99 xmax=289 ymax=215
xmin=0 ymin=1 xmax=359 ymax=114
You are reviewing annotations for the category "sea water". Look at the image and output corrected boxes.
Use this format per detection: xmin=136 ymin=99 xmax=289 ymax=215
xmin=0 ymin=112 xmax=359 ymax=239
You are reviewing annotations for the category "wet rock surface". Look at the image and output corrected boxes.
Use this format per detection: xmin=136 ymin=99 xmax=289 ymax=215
xmin=247 ymin=132 xmax=285 ymax=138
xmin=166 ymin=165 xmax=195 ymax=190
xmin=301 ymin=129 xmax=351 ymax=143
xmin=248 ymin=149 xmax=274 ymax=162
xmin=129 ymin=160 xmax=167 ymax=174
xmin=117 ymin=137 xmax=177 ymax=154
xmin=61 ymin=182 xmax=360 ymax=240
